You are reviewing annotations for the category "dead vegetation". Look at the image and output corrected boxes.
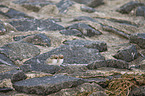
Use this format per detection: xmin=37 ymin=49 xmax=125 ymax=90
xmin=105 ymin=73 xmax=145 ymax=96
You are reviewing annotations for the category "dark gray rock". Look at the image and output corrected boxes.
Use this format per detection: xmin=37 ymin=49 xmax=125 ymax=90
xmin=72 ymin=16 xmax=97 ymax=22
xmin=0 ymin=5 xmax=32 ymax=19
xmin=13 ymin=0 xmax=53 ymax=12
xmin=0 ymin=87 xmax=13 ymax=93
xmin=66 ymin=23 xmax=102 ymax=37
xmin=21 ymin=33 xmax=51 ymax=47
xmin=13 ymin=75 xmax=85 ymax=95
xmin=116 ymin=1 xmax=144 ymax=14
xmin=0 ymin=42 xmax=40 ymax=61
xmin=59 ymin=29 xmax=85 ymax=38
xmin=56 ymin=0 xmax=74 ymax=13
xmin=89 ymin=91 xmax=107 ymax=96
xmin=130 ymin=33 xmax=145 ymax=49
xmin=87 ymin=59 xmax=129 ymax=69
xmin=49 ymin=83 xmax=105 ymax=96
xmin=24 ymin=45 xmax=105 ymax=65
xmin=0 ymin=70 xmax=21 ymax=80
xmin=9 ymin=19 xmax=64 ymax=32
xmin=113 ymin=45 xmax=139 ymax=62
xmin=19 ymin=64 xmax=32 ymax=72
xmin=11 ymin=71 xmax=27 ymax=83
xmin=130 ymin=85 xmax=145 ymax=96
xmin=0 ymin=53 xmax=16 ymax=66
xmin=136 ymin=6 xmax=145 ymax=18
xmin=80 ymin=6 xmax=96 ymax=13
xmin=63 ymin=39 xmax=107 ymax=52
xmin=0 ymin=20 xmax=6 ymax=35
xmin=13 ymin=34 xmax=32 ymax=41
xmin=71 ymin=0 xmax=104 ymax=8
xmin=59 ymin=65 xmax=88 ymax=74
xmin=27 ymin=64 xmax=64 ymax=74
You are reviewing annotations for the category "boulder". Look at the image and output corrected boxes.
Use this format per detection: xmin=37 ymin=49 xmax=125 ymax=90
xmin=13 ymin=75 xmax=85 ymax=95
xmin=0 ymin=5 xmax=32 ymax=19
xmin=50 ymin=83 xmax=105 ymax=96
xmin=72 ymin=16 xmax=97 ymax=22
xmin=63 ymin=39 xmax=107 ymax=52
xmin=130 ymin=33 xmax=145 ymax=49
xmin=11 ymin=71 xmax=27 ymax=83
xmin=24 ymin=45 xmax=105 ymax=65
xmin=59 ymin=29 xmax=85 ymax=38
xmin=87 ymin=59 xmax=129 ymax=69
xmin=116 ymin=1 xmax=144 ymax=14
xmin=0 ymin=53 xmax=16 ymax=66
xmin=0 ymin=20 xmax=6 ymax=35
xmin=19 ymin=64 xmax=32 ymax=72
xmin=56 ymin=0 xmax=74 ymax=13
xmin=113 ymin=45 xmax=139 ymax=62
xmin=9 ymin=19 xmax=64 ymax=32
xmin=13 ymin=0 xmax=53 ymax=12
xmin=0 ymin=70 xmax=21 ymax=80
xmin=66 ymin=23 xmax=102 ymax=37
xmin=80 ymin=6 xmax=96 ymax=13
xmin=136 ymin=6 xmax=145 ymax=17
xmin=16 ymin=33 xmax=51 ymax=47
xmin=0 ymin=42 xmax=40 ymax=61
xmin=71 ymin=0 xmax=104 ymax=8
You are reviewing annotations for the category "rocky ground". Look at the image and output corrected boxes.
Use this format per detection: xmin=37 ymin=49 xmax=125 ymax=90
xmin=0 ymin=0 xmax=145 ymax=96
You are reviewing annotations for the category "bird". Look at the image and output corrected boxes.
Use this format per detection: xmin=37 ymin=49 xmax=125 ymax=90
xmin=45 ymin=55 xmax=58 ymax=65
xmin=57 ymin=55 xmax=64 ymax=65
xmin=45 ymin=54 xmax=64 ymax=66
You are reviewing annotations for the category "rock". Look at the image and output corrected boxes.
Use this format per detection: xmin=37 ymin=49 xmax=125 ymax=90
xmin=9 ymin=19 xmax=64 ymax=32
xmin=0 ymin=5 xmax=32 ymax=19
xmin=50 ymin=83 xmax=105 ymax=96
xmin=139 ymin=59 xmax=145 ymax=70
xmin=0 ymin=87 xmax=13 ymax=93
xmin=116 ymin=1 xmax=144 ymax=14
xmin=87 ymin=59 xmax=129 ymax=69
xmin=60 ymin=65 xmax=88 ymax=74
xmin=13 ymin=75 xmax=85 ymax=95
xmin=66 ymin=23 xmax=102 ymax=37
xmin=19 ymin=64 xmax=32 ymax=72
xmin=11 ymin=71 xmax=27 ymax=83
xmin=13 ymin=0 xmax=53 ymax=12
xmin=0 ymin=20 xmax=6 ymax=35
xmin=72 ymin=16 xmax=97 ymax=22
xmin=0 ymin=42 xmax=40 ymax=61
xmin=24 ymin=45 xmax=105 ymax=65
xmin=89 ymin=91 xmax=107 ymax=96
xmin=136 ymin=6 xmax=145 ymax=18
xmin=113 ymin=45 xmax=139 ymax=62
xmin=27 ymin=64 xmax=64 ymax=74
xmin=71 ymin=0 xmax=104 ymax=8
xmin=38 ymin=4 xmax=59 ymax=15
xmin=130 ymin=86 xmax=145 ymax=96
xmin=80 ymin=6 xmax=96 ymax=13
xmin=59 ymin=29 xmax=85 ymax=38
xmin=0 ymin=53 xmax=16 ymax=66
xmin=21 ymin=33 xmax=51 ymax=47
xmin=0 ymin=70 xmax=21 ymax=80
xmin=56 ymin=0 xmax=74 ymax=13
xmin=130 ymin=33 xmax=145 ymax=49
xmin=63 ymin=39 xmax=107 ymax=52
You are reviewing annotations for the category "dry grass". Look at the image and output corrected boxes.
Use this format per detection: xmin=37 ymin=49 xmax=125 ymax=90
xmin=105 ymin=73 xmax=145 ymax=96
